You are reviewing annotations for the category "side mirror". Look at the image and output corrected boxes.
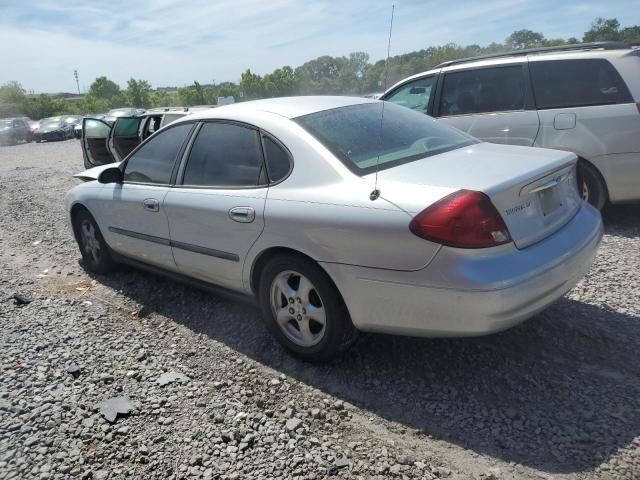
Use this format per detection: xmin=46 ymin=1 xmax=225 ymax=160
xmin=98 ymin=167 xmax=123 ymax=184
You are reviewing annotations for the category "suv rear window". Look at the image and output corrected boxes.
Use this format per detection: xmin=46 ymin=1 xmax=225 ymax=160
xmin=295 ymin=102 xmax=475 ymax=175
xmin=530 ymin=59 xmax=633 ymax=109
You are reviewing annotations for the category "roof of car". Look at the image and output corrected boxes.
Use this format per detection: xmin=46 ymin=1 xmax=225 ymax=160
xmin=184 ymin=96 xmax=378 ymax=121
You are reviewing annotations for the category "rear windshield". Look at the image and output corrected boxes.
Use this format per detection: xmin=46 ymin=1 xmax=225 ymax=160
xmin=294 ymin=102 xmax=475 ymax=175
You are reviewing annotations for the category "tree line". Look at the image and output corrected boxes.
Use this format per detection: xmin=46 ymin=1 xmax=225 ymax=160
xmin=1 ymin=17 xmax=638 ymax=119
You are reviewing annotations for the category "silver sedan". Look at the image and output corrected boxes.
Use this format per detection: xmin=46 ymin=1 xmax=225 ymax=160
xmin=65 ymin=96 xmax=603 ymax=362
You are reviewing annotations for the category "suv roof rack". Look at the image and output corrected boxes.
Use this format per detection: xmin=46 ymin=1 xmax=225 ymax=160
xmin=434 ymin=42 xmax=632 ymax=69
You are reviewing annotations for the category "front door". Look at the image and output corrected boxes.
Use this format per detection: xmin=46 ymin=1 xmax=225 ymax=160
xmin=164 ymin=121 xmax=268 ymax=291
xmin=90 ymin=122 xmax=196 ymax=270
xmin=435 ymin=64 xmax=540 ymax=146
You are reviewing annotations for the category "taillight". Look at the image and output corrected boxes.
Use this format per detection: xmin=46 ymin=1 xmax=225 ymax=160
xmin=409 ymin=190 xmax=511 ymax=248
xmin=636 ymin=102 xmax=640 ymax=114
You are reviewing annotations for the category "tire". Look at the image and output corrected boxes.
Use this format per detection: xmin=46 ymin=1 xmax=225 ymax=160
xmin=72 ymin=208 xmax=116 ymax=274
xmin=577 ymin=161 xmax=607 ymax=210
xmin=258 ymin=254 xmax=357 ymax=362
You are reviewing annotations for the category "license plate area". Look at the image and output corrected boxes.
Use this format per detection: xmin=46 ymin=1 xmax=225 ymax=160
xmin=537 ymin=185 xmax=562 ymax=217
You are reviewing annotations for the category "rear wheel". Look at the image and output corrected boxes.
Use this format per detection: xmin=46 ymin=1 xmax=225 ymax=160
xmin=258 ymin=255 xmax=356 ymax=362
xmin=72 ymin=208 xmax=116 ymax=274
xmin=577 ymin=161 xmax=607 ymax=210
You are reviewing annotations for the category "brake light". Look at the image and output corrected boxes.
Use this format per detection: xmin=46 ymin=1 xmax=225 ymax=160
xmin=636 ymin=102 xmax=640 ymax=114
xmin=409 ymin=190 xmax=512 ymax=248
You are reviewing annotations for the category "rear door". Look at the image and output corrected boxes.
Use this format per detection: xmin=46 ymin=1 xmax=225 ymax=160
xmin=164 ymin=121 xmax=268 ymax=291
xmin=109 ymin=116 xmax=144 ymax=161
xmin=82 ymin=118 xmax=116 ymax=167
xmin=435 ymin=64 xmax=540 ymax=146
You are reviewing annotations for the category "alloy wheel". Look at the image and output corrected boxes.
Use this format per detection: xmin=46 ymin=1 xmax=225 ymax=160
xmin=270 ymin=270 xmax=326 ymax=347
xmin=80 ymin=219 xmax=101 ymax=264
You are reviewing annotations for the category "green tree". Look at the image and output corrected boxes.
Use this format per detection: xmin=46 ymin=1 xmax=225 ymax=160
xmin=88 ymin=76 xmax=121 ymax=102
xmin=78 ymin=94 xmax=109 ymax=114
xmin=23 ymin=94 xmax=70 ymax=119
xmin=214 ymin=82 xmax=240 ymax=102
xmin=177 ymin=81 xmax=206 ymax=106
xmin=506 ymin=29 xmax=546 ymax=49
xmin=0 ymin=81 xmax=27 ymax=116
xmin=125 ymin=78 xmax=152 ymax=108
xmin=149 ymin=90 xmax=177 ymax=108
xmin=263 ymin=66 xmax=298 ymax=97
xmin=583 ymin=18 xmax=621 ymax=42
xmin=240 ymin=69 xmax=265 ymax=99
xmin=621 ymin=26 xmax=640 ymax=45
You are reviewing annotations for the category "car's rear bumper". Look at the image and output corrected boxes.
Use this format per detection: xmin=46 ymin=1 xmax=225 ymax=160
xmin=322 ymin=203 xmax=603 ymax=337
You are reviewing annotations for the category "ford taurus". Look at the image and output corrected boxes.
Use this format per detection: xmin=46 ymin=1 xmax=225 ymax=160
xmin=65 ymin=96 xmax=603 ymax=362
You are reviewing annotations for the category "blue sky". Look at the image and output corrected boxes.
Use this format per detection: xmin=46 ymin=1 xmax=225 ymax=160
xmin=1 ymin=0 xmax=639 ymax=93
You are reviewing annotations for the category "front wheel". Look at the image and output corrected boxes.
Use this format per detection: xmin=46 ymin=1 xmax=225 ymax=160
xmin=258 ymin=255 xmax=356 ymax=362
xmin=72 ymin=208 xmax=116 ymax=274
xmin=577 ymin=162 xmax=607 ymax=210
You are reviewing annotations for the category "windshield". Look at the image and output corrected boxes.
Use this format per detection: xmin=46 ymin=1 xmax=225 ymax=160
xmin=295 ymin=102 xmax=476 ymax=175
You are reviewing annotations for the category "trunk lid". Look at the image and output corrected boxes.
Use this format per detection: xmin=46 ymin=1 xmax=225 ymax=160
xmin=375 ymin=142 xmax=581 ymax=249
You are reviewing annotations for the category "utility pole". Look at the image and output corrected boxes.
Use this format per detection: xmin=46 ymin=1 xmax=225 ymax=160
xmin=73 ymin=70 xmax=80 ymax=95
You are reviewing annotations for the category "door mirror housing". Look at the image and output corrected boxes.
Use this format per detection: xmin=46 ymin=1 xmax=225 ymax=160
xmin=98 ymin=167 xmax=123 ymax=184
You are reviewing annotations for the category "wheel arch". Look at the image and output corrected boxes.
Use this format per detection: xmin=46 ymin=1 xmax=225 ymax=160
xmin=577 ymin=156 xmax=610 ymax=204
xmin=249 ymin=247 xmax=349 ymax=312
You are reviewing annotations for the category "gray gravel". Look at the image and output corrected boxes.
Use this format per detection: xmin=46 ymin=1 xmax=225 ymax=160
xmin=1 ymin=140 xmax=639 ymax=480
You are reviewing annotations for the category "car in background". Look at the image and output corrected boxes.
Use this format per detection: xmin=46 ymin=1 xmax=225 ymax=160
xmin=0 ymin=117 xmax=33 ymax=146
xmin=66 ymin=96 xmax=603 ymax=361
xmin=382 ymin=42 xmax=640 ymax=209
xmin=33 ymin=116 xmax=78 ymax=142
xmin=82 ymin=107 xmax=209 ymax=168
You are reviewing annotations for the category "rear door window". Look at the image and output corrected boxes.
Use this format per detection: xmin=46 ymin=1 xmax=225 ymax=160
xmin=439 ymin=65 xmax=526 ymax=116
xmin=123 ymin=123 xmax=193 ymax=184
xmin=181 ymin=122 xmax=265 ymax=187
xmin=385 ymin=76 xmax=435 ymax=113
xmin=530 ymin=59 xmax=633 ymax=109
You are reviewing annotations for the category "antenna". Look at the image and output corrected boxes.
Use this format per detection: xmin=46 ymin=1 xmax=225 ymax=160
xmin=371 ymin=4 xmax=395 ymax=201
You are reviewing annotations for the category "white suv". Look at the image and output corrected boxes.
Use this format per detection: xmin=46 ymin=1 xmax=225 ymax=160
xmin=383 ymin=42 xmax=640 ymax=209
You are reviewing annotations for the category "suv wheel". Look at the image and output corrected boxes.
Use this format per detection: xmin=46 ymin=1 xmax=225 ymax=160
xmin=258 ymin=255 xmax=357 ymax=362
xmin=577 ymin=162 xmax=607 ymax=210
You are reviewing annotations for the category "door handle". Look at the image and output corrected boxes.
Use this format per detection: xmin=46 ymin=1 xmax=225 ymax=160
xmin=228 ymin=206 xmax=255 ymax=223
xmin=142 ymin=198 xmax=159 ymax=212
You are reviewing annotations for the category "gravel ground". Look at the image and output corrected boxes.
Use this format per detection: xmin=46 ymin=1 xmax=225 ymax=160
xmin=1 ymin=140 xmax=639 ymax=480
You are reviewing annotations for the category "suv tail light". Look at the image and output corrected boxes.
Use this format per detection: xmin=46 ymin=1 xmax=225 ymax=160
xmin=409 ymin=190 xmax=512 ymax=248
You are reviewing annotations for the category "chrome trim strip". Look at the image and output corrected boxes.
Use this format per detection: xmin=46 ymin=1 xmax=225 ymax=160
xmin=108 ymin=226 xmax=239 ymax=262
